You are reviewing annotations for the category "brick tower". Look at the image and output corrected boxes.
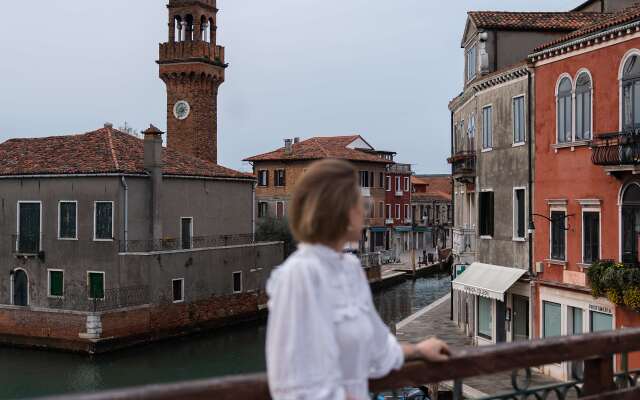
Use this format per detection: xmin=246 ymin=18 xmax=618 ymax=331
xmin=159 ymin=0 xmax=226 ymax=164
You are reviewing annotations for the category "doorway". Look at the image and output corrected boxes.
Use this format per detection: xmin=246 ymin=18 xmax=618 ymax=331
xmin=12 ymin=269 xmax=28 ymax=306
xmin=512 ymin=295 xmax=529 ymax=342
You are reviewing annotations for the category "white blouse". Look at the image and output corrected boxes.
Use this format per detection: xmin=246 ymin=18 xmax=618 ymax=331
xmin=266 ymin=243 xmax=404 ymax=400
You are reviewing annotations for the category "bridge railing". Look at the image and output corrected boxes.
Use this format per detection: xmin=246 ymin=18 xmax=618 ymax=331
xmin=34 ymin=328 xmax=640 ymax=400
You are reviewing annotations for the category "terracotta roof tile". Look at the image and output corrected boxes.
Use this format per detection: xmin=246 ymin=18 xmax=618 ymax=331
xmin=244 ymin=135 xmax=389 ymax=163
xmin=0 ymin=127 xmax=252 ymax=180
xmin=534 ymin=5 xmax=640 ymax=52
xmin=468 ymin=11 xmax=612 ymax=32
xmin=412 ymin=175 xmax=452 ymax=201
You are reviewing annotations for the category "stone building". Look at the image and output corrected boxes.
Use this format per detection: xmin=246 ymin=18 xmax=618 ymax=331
xmin=0 ymin=0 xmax=283 ymax=353
xmin=449 ymin=7 xmax=614 ymax=347
xmin=384 ymin=163 xmax=413 ymax=255
xmin=244 ymin=135 xmax=393 ymax=254
xmin=411 ymin=175 xmax=452 ymax=252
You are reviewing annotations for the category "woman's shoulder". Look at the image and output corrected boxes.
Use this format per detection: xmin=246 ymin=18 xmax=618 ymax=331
xmin=266 ymin=249 xmax=325 ymax=292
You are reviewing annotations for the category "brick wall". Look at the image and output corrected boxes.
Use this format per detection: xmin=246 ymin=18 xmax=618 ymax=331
xmin=0 ymin=307 xmax=85 ymax=341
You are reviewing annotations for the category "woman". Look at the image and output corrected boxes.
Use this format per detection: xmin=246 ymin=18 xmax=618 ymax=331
xmin=266 ymin=159 xmax=450 ymax=400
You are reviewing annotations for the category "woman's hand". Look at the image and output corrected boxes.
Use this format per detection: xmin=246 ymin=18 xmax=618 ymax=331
xmin=403 ymin=337 xmax=450 ymax=362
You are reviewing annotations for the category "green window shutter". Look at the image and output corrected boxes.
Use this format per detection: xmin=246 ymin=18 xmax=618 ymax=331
xmin=89 ymin=273 xmax=104 ymax=299
xmin=49 ymin=271 xmax=63 ymax=297
xmin=95 ymin=202 xmax=113 ymax=239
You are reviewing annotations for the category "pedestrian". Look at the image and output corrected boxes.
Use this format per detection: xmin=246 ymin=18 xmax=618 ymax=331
xmin=266 ymin=159 xmax=450 ymax=400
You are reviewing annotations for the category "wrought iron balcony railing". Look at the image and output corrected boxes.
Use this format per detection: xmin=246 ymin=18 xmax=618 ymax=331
xmin=592 ymin=131 xmax=640 ymax=166
xmin=36 ymin=328 xmax=640 ymax=400
xmin=47 ymin=285 xmax=150 ymax=312
xmin=448 ymin=151 xmax=476 ymax=182
xmin=11 ymin=233 xmax=41 ymax=255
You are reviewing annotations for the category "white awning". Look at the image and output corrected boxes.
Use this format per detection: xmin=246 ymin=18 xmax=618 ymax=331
xmin=452 ymin=262 xmax=527 ymax=301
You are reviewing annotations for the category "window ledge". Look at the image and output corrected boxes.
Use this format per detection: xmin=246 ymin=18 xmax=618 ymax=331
xmin=512 ymin=142 xmax=526 ymax=148
xmin=480 ymin=235 xmax=493 ymax=240
xmin=545 ymin=259 xmax=567 ymax=267
xmin=93 ymin=239 xmax=114 ymax=242
xmin=552 ymin=140 xmax=592 ymax=153
xmin=57 ymin=238 xmax=78 ymax=241
xmin=481 ymin=147 xmax=493 ymax=153
xmin=47 ymin=296 xmax=64 ymax=299
xmin=512 ymin=237 xmax=527 ymax=242
xmin=577 ymin=263 xmax=592 ymax=270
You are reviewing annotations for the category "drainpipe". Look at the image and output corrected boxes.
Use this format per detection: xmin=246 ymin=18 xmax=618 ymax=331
xmin=526 ymin=68 xmax=535 ymax=276
xmin=252 ymin=181 xmax=257 ymax=242
xmin=120 ymin=176 xmax=129 ymax=252
xmin=450 ymin=110 xmax=455 ymax=321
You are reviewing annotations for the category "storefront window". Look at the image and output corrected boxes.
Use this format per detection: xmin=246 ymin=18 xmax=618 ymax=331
xmin=543 ymin=301 xmax=562 ymax=338
xmin=477 ymin=297 xmax=492 ymax=340
xmin=590 ymin=311 xmax=613 ymax=333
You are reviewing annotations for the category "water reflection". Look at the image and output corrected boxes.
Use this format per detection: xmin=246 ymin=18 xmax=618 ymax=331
xmin=0 ymin=276 xmax=450 ymax=399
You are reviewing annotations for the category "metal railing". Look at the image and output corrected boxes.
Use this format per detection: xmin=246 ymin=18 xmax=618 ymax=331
xmin=119 ymin=234 xmax=255 ymax=253
xmin=448 ymin=151 xmax=476 ymax=179
xmin=11 ymin=233 xmax=40 ymax=255
xmin=591 ymin=131 xmax=640 ymax=166
xmin=47 ymin=285 xmax=150 ymax=312
xmin=35 ymin=328 xmax=640 ymax=400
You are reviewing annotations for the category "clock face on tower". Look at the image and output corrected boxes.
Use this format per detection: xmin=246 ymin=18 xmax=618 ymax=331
xmin=173 ymin=100 xmax=191 ymax=120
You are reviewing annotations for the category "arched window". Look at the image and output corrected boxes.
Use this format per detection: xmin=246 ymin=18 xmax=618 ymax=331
xmin=200 ymin=16 xmax=209 ymax=42
xmin=575 ymin=72 xmax=592 ymax=140
xmin=557 ymin=77 xmax=572 ymax=143
xmin=622 ymin=183 xmax=640 ymax=264
xmin=174 ymin=16 xmax=183 ymax=42
xmin=185 ymin=15 xmax=194 ymax=41
xmin=622 ymin=55 xmax=640 ymax=131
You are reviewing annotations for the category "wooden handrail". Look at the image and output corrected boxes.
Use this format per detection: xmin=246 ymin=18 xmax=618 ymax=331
xmin=33 ymin=328 xmax=640 ymax=400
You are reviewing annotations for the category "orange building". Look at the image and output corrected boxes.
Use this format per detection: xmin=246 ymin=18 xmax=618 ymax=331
xmin=531 ymin=6 xmax=640 ymax=379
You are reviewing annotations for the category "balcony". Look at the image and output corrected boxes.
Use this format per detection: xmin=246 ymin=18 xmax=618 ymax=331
xmin=448 ymin=151 xmax=476 ymax=183
xmin=452 ymin=227 xmax=476 ymax=256
xmin=385 ymin=218 xmax=394 ymax=225
xmin=387 ymin=163 xmax=412 ymax=174
xmin=52 ymin=328 xmax=640 ymax=400
xmin=159 ymin=41 xmax=226 ymax=66
xmin=395 ymin=190 xmax=404 ymax=197
xmin=360 ymin=187 xmax=371 ymax=197
xmin=11 ymin=233 xmax=40 ymax=256
xmin=591 ymin=131 xmax=640 ymax=175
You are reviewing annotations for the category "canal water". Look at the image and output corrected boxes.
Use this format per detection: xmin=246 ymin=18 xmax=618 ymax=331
xmin=0 ymin=275 xmax=450 ymax=399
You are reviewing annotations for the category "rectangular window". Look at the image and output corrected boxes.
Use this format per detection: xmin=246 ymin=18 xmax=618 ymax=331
xmin=477 ymin=296 xmax=492 ymax=340
xmin=583 ymin=211 xmax=600 ymax=264
xmin=48 ymin=270 xmax=64 ymax=297
xmin=276 ymin=202 xmax=284 ymax=219
xmin=386 ymin=204 xmax=391 ymax=219
xmin=58 ymin=201 xmax=77 ymax=240
xmin=274 ymin=170 xmax=286 ymax=187
xmin=479 ymin=192 xmax=494 ymax=237
xmin=466 ymin=45 xmax=477 ymax=81
xmin=88 ymin=272 xmax=105 ymax=300
xmin=513 ymin=96 xmax=525 ymax=144
xmin=395 ymin=204 xmax=401 ymax=219
xmin=257 ymin=170 xmax=269 ymax=187
xmin=569 ymin=307 xmax=583 ymax=335
xmin=232 ymin=271 xmax=242 ymax=293
xmin=18 ymin=202 xmax=41 ymax=254
xmin=359 ymin=171 xmax=370 ymax=188
xmin=396 ymin=176 xmax=401 ymax=192
xmin=514 ymin=188 xmax=526 ymax=239
xmin=404 ymin=177 xmax=410 ymax=192
xmin=258 ymin=202 xmax=268 ymax=218
xmin=379 ymin=172 xmax=384 ymax=188
xmin=181 ymin=217 xmax=193 ymax=250
xmin=94 ymin=201 xmax=113 ymax=240
xmin=404 ymin=204 xmax=410 ymax=220
xmin=378 ymin=202 xmax=384 ymax=219
xmin=482 ymin=106 xmax=492 ymax=149
xmin=385 ymin=176 xmax=391 ymax=191
xmin=172 ymin=278 xmax=184 ymax=303
xmin=551 ymin=210 xmax=566 ymax=261
xmin=543 ymin=301 xmax=562 ymax=338
xmin=590 ymin=311 xmax=613 ymax=332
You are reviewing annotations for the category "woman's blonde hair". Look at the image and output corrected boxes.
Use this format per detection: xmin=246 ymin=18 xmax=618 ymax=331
xmin=288 ymin=159 xmax=360 ymax=245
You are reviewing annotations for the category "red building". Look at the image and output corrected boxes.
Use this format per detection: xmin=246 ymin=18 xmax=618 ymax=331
xmin=531 ymin=6 xmax=640 ymax=379
xmin=384 ymin=163 xmax=412 ymax=253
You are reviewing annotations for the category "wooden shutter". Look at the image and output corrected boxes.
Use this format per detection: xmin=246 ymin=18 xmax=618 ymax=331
xmin=49 ymin=271 xmax=63 ymax=297
xmin=89 ymin=273 xmax=104 ymax=299
xmin=19 ymin=203 xmax=40 ymax=253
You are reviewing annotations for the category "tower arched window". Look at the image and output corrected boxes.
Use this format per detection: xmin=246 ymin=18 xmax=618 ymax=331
xmin=185 ymin=15 xmax=195 ymax=41
xmin=557 ymin=77 xmax=572 ymax=143
xmin=174 ymin=16 xmax=183 ymax=42
xmin=622 ymin=55 xmax=640 ymax=131
xmin=200 ymin=16 xmax=209 ymax=42
xmin=575 ymin=72 xmax=592 ymax=140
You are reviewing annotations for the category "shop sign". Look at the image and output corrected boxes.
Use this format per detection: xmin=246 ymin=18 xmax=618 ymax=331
xmin=589 ymin=304 xmax=613 ymax=314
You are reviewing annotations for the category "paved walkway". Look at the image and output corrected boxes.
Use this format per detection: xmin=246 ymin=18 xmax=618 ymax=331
xmin=396 ymin=294 xmax=577 ymax=399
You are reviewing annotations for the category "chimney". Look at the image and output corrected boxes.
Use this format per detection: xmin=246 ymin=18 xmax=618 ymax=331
xmin=293 ymin=137 xmax=300 ymax=144
xmin=143 ymin=124 xmax=164 ymax=246
xmin=284 ymin=139 xmax=293 ymax=155
xmin=104 ymin=122 xmax=113 ymax=129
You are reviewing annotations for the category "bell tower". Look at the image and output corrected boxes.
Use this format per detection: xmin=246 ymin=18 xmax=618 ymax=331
xmin=159 ymin=0 xmax=226 ymax=164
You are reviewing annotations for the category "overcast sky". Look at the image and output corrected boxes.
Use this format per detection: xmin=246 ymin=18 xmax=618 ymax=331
xmin=0 ymin=0 xmax=582 ymax=173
